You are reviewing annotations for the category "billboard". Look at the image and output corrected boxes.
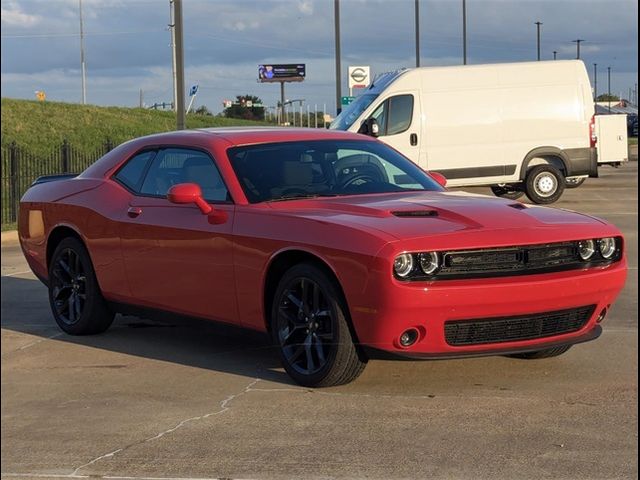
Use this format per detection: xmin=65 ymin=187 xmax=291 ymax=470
xmin=258 ymin=64 xmax=306 ymax=83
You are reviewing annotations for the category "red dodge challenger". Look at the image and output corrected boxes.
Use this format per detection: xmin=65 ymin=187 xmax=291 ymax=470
xmin=18 ymin=128 xmax=627 ymax=387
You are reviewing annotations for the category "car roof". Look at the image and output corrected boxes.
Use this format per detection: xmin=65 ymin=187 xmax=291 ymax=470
xmin=195 ymin=127 xmax=370 ymax=146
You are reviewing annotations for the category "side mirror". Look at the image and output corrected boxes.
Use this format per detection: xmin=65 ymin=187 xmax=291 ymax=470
xmin=167 ymin=183 xmax=212 ymax=214
xmin=358 ymin=118 xmax=380 ymax=137
xmin=428 ymin=171 xmax=447 ymax=188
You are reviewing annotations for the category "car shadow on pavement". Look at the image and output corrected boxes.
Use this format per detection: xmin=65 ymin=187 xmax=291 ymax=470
xmin=1 ymin=276 xmax=294 ymax=386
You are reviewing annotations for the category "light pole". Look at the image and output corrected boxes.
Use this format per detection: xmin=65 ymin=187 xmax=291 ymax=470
xmin=415 ymin=0 xmax=420 ymax=67
xmin=535 ymin=21 xmax=542 ymax=61
xmin=79 ymin=0 xmax=87 ymax=104
xmin=553 ymin=51 xmax=557 ymax=60
xmin=173 ymin=0 xmax=186 ymax=130
xmin=462 ymin=0 xmax=467 ymax=65
xmin=572 ymin=39 xmax=584 ymax=59
xmin=334 ymin=0 xmax=342 ymax=115
xmin=607 ymin=66 xmax=611 ymax=113
xmin=593 ymin=63 xmax=597 ymax=101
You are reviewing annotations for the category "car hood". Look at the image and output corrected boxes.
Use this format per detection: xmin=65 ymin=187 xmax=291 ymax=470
xmin=266 ymin=190 xmax=616 ymax=247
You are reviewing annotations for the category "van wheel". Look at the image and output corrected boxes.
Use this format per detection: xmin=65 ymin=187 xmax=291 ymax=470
xmin=565 ymin=177 xmax=586 ymax=189
xmin=490 ymin=185 xmax=525 ymax=200
xmin=525 ymin=165 xmax=565 ymax=204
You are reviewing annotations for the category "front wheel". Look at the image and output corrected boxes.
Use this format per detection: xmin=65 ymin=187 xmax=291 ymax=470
xmin=271 ymin=263 xmax=366 ymax=387
xmin=490 ymin=185 xmax=525 ymax=200
xmin=48 ymin=237 xmax=114 ymax=335
xmin=524 ymin=165 xmax=565 ymax=204
xmin=507 ymin=345 xmax=572 ymax=359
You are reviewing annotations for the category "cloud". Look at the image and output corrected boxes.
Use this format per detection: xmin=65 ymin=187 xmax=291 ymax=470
xmin=1 ymin=2 xmax=42 ymax=27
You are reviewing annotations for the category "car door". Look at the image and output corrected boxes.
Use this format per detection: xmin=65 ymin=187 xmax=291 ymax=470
xmin=370 ymin=93 xmax=423 ymax=167
xmin=115 ymin=147 xmax=238 ymax=324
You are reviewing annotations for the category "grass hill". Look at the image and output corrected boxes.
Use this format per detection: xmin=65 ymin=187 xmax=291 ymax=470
xmin=1 ymin=98 xmax=270 ymax=155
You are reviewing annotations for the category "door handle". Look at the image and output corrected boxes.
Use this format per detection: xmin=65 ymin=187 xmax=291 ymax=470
xmin=127 ymin=206 xmax=143 ymax=218
xmin=410 ymin=133 xmax=418 ymax=146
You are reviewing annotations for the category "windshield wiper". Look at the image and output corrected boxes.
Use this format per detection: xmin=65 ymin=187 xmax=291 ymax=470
xmin=267 ymin=193 xmax=341 ymax=203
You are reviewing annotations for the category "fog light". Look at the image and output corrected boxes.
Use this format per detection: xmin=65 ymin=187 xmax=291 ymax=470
xmin=597 ymin=237 xmax=616 ymax=259
xmin=596 ymin=308 xmax=607 ymax=323
xmin=577 ymin=239 xmax=595 ymax=261
xmin=399 ymin=328 xmax=419 ymax=347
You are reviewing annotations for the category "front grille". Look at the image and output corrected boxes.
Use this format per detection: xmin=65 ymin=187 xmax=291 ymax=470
xmin=444 ymin=305 xmax=596 ymax=346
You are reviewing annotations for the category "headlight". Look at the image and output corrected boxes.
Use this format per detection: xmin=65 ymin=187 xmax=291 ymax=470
xmin=393 ymin=253 xmax=414 ymax=278
xmin=597 ymin=237 xmax=617 ymax=259
xmin=418 ymin=252 xmax=440 ymax=275
xmin=577 ymin=239 xmax=595 ymax=260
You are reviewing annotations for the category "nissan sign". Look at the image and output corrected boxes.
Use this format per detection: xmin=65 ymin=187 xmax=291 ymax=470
xmin=348 ymin=66 xmax=370 ymax=89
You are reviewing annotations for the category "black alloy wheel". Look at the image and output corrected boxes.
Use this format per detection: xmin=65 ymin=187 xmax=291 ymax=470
xmin=272 ymin=263 xmax=366 ymax=387
xmin=48 ymin=237 xmax=114 ymax=335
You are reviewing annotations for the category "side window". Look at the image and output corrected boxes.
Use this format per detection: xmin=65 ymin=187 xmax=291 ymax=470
xmin=114 ymin=150 xmax=155 ymax=192
xmin=386 ymin=95 xmax=414 ymax=135
xmin=139 ymin=148 xmax=229 ymax=202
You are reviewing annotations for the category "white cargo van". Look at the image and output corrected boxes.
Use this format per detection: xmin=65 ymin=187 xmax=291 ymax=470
xmin=330 ymin=60 xmax=597 ymax=204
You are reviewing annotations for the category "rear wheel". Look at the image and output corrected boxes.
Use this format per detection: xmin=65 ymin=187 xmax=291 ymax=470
xmin=48 ymin=237 xmax=114 ymax=335
xmin=565 ymin=177 xmax=586 ymax=189
xmin=490 ymin=185 xmax=525 ymax=200
xmin=524 ymin=165 xmax=565 ymax=204
xmin=508 ymin=345 xmax=572 ymax=359
xmin=271 ymin=263 xmax=366 ymax=387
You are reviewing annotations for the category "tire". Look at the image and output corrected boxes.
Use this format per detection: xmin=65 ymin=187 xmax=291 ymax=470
xmin=507 ymin=345 xmax=572 ymax=359
xmin=490 ymin=185 xmax=525 ymax=200
xmin=565 ymin=177 xmax=586 ymax=189
xmin=271 ymin=263 xmax=366 ymax=387
xmin=524 ymin=164 xmax=565 ymax=204
xmin=48 ymin=237 xmax=115 ymax=335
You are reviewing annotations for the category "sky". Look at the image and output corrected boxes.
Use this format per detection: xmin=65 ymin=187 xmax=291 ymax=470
xmin=1 ymin=0 xmax=638 ymax=115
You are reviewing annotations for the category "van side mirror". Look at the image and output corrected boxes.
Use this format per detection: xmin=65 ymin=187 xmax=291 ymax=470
xmin=428 ymin=171 xmax=447 ymax=188
xmin=358 ymin=118 xmax=380 ymax=138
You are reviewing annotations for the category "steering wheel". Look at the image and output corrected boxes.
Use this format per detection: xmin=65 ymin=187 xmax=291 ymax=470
xmin=340 ymin=174 xmax=377 ymax=189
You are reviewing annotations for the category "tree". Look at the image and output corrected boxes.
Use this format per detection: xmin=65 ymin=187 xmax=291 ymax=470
xmin=193 ymin=105 xmax=213 ymax=116
xmin=596 ymin=94 xmax=620 ymax=102
xmin=224 ymin=95 xmax=265 ymax=121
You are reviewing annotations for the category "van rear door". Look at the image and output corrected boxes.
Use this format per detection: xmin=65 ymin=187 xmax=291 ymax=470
xmin=369 ymin=92 xmax=422 ymax=166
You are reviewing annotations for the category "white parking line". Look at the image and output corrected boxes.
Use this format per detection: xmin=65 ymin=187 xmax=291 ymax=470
xmin=1 ymin=270 xmax=33 ymax=277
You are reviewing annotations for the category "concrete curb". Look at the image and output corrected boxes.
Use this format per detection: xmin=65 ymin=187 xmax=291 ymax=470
xmin=1 ymin=230 xmax=19 ymax=246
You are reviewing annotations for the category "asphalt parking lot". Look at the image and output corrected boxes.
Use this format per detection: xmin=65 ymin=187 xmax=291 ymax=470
xmin=2 ymin=163 xmax=637 ymax=480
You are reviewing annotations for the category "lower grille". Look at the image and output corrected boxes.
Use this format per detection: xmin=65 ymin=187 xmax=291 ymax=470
xmin=444 ymin=305 xmax=596 ymax=346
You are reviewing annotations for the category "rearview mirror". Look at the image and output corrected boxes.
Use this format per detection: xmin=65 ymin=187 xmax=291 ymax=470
xmin=428 ymin=171 xmax=447 ymax=188
xmin=167 ymin=183 xmax=212 ymax=214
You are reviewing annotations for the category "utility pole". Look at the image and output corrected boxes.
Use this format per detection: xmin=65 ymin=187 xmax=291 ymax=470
xmin=572 ymin=39 xmax=584 ymax=59
xmin=139 ymin=89 xmax=144 ymax=108
xmin=415 ymin=0 xmax=420 ymax=67
xmin=173 ymin=0 xmax=186 ymax=130
xmin=334 ymin=0 xmax=342 ymax=115
xmin=535 ymin=21 xmax=542 ymax=61
xmin=169 ymin=1 xmax=178 ymax=112
xmin=553 ymin=51 xmax=557 ymax=60
xmin=593 ymin=63 xmax=597 ymax=101
xmin=462 ymin=0 xmax=467 ymax=65
xmin=79 ymin=0 xmax=87 ymax=104
xmin=607 ymin=66 xmax=611 ymax=113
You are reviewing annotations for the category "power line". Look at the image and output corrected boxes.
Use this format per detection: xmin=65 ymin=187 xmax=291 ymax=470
xmin=1 ymin=29 xmax=164 ymax=38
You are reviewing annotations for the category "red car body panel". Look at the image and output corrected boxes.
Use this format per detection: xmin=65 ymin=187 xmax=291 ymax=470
xmin=18 ymin=128 xmax=627 ymax=358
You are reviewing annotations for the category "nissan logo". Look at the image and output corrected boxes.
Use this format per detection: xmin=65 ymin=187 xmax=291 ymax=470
xmin=350 ymin=68 xmax=367 ymax=83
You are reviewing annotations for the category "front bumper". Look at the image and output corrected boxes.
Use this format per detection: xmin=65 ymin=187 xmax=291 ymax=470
xmin=349 ymin=259 xmax=626 ymax=357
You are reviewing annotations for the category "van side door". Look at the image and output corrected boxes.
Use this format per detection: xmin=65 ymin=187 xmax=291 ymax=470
xmin=369 ymin=93 xmax=423 ymax=167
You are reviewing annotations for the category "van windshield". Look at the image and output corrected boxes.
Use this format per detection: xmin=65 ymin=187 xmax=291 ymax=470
xmin=329 ymin=94 xmax=378 ymax=131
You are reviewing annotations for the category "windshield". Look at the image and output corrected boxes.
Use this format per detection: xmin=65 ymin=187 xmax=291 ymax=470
xmin=227 ymin=140 xmax=443 ymax=203
xmin=329 ymin=94 xmax=378 ymax=131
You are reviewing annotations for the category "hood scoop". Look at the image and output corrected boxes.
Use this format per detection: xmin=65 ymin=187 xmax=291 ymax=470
xmin=508 ymin=203 xmax=529 ymax=210
xmin=392 ymin=209 xmax=439 ymax=218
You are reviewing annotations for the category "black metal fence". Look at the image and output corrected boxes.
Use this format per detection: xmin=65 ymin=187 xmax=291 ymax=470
xmin=1 ymin=140 xmax=115 ymax=225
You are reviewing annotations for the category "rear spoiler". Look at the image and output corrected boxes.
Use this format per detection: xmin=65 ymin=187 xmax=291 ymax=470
xmin=31 ymin=173 xmax=78 ymax=186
